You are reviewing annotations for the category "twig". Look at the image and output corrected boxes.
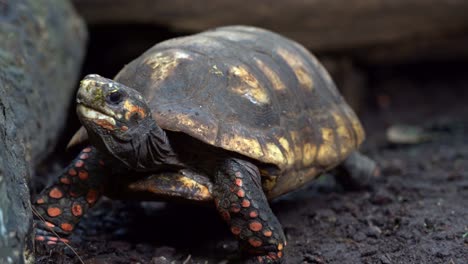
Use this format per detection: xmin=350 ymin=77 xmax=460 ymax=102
xmin=182 ymin=254 xmax=191 ymax=264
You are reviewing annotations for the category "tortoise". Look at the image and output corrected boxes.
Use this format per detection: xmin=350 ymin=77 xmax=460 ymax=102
xmin=33 ymin=26 xmax=378 ymax=263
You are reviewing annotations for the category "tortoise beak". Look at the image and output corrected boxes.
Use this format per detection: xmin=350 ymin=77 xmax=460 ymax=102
xmin=66 ymin=126 xmax=89 ymax=150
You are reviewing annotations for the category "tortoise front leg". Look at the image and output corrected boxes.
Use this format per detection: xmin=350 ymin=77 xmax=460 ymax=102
xmin=214 ymin=158 xmax=286 ymax=263
xmin=33 ymin=146 xmax=108 ymax=244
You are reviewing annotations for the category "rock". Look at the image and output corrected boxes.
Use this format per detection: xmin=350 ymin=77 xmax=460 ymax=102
xmin=0 ymin=1 xmax=87 ymax=263
xmin=72 ymin=0 xmax=468 ymax=62
xmin=386 ymin=124 xmax=432 ymax=145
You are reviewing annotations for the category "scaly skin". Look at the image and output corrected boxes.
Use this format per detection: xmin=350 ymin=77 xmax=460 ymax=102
xmin=33 ymin=146 xmax=107 ymax=244
xmin=214 ymin=158 xmax=286 ymax=263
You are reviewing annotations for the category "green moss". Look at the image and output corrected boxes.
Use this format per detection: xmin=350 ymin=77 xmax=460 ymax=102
xmin=92 ymin=87 xmax=105 ymax=107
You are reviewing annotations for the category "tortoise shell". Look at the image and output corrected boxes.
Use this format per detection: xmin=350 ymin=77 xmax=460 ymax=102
xmin=113 ymin=26 xmax=365 ymax=197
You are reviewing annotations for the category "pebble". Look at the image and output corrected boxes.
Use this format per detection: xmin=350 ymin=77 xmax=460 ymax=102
xmin=151 ymin=256 xmax=170 ymax=264
xmin=379 ymin=254 xmax=392 ymax=264
xmin=303 ymin=253 xmax=325 ymax=263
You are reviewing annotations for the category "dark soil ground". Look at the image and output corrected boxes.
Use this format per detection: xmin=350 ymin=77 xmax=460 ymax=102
xmin=33 ymin=27 xmax=468 ymax=264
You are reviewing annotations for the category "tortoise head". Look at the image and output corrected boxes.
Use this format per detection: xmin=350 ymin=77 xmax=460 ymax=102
xmin=76 ymin=74 xmax=156 ymax=167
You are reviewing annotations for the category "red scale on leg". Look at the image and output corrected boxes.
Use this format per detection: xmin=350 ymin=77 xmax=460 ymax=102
xmin=75 ymin=160 xmax=84 ymax=168
xmin=78 ymin=170 xmax=89 ymax=180
xmin=71 ymin=202 xmax=83 ymax=217
xmin=235 ymin=178 xmax=243 ymax=187
xmin=47 ymin=207 xmax=62 ymax=217
xmin=249 ymin=210 xmax=258 ymax=218
xmin=263 ymin=229 xmax=272 ymax=237
xmin=82 ymin=147 xmax=92 ymax=153
xmin=60 ymin=176 xmax=71 ymax=184
xmin=231 ymin=225 xmax=242 ymax=236
xmin=68 ymin=168 xmax=77 ymax=176
xmin=249 ymin=221 xmax=263 ymax=232
xmin=230 ymin=203 xmax=241 ymax=213
xmin=60 ymin=223 xmax=74 ymax=232
xmin=241 ymin=199 xmax=251 ymax=208
xmin=49 ymin=187 xmax=63 ymax=199
xmin=220 ymin=210 xmax=231 ymax=222
xmin=248 ymin=237 xmax=263 ymax=248
xmin=86 ymin=189 xmax=99 ymax=205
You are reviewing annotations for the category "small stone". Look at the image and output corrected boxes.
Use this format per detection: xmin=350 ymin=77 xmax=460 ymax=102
xmin=108 ymin=241 xmax=132 ymax=251
xmin=352 ymin=231 xmax=366 ymax=242
xmin=370 ymin=189 xmax=394 ymax=205
xmin=136 ymin=243 xmax=153 ymax=254
xmin=386 ymin=124 xmax=431 ymax=144
xmin=360 ymin=247 xmax=377 ymax=257
xmin=379 ymin=254 xmax=392 ymax=264
xmin=434 ymin=250 xmax=450 ymax=258
xmin=365 ymin=225 xmax=382 ymax=238
xmin=303 ymin=253 xmax=325 ymax=263
xmin=151 ymin=256 xmax=170 ymax=264
xmin=154 ymin=246 xmax=176 ymax=258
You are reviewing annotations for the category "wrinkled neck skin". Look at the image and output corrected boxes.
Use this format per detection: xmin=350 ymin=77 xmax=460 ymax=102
xmin=99 ymin=118 xmax=181 ymax=172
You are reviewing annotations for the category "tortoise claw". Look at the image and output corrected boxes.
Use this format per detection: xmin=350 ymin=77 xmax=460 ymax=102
xmin=34 ymin=220 xmax=70 ymax=245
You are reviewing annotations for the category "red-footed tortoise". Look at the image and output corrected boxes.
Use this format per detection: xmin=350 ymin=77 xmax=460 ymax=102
xmin=33 ymin=26 xmax=378 ymax=263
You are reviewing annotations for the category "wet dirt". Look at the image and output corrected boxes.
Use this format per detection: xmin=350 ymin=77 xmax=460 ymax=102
xmin=34 ymin=57 xmax=468 ymax=264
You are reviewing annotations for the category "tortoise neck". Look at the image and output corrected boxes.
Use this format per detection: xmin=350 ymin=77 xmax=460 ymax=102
xmin=145 ymin=120 xmax=181 ymax=167
xmin=111 ymin=118 xmax=181 ymax=171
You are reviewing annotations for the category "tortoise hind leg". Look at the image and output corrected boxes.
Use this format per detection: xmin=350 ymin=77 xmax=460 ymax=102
xmin=214 ymin=158 xmax=286 ymax=263
xmin=334 ymin=151 xmax=380 ymax=190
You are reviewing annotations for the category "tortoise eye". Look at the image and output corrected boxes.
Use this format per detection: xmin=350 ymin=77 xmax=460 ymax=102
xmin=106 ymin=91 xmax=123 ymax=105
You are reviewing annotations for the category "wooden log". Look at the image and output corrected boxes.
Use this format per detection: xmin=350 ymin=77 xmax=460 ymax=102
xmin=0 ymin=1 xmax=87 ymax=262
xmin=72 ymin=0 xmax=468 ymax=62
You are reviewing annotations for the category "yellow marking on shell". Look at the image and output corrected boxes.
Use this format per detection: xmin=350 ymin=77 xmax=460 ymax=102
xmin=210 ymin=64 xmax=223 ymax=76
xmin=230 ymin=65 xmax=270 ymax=105
xmin=220 ymin=134 xmax=264 ymax=159
xmin=263 ymin=142 xmax=286 ymax=165
xmin=174 ymin=114 xmax=215 ymax=143
xmin=316 ymin=128 xmax=339 ymax=167
xmin=289 ymin=131 xmax=303 ymax=164
xmin=302 ymin=143 xmax=317 ymax=167
xmin=276 ymin=48 xmax=314 ymax=91
xmin=342 ymin=106 xmax=365 ymax=146
xmin=333 ymin=112 xmax=353 ymax=157
xmin=144 ymin=50 xmax=191 ymax=81
xmin=353 ymin=119 xmax=365 ymax=146
xmin=123 ymin=100 xmax=146 ymax=120
xmin=254 ymin=58 xmax=286 ymax=91
xmin=278 ymin=137 xmax=295 ymax=166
